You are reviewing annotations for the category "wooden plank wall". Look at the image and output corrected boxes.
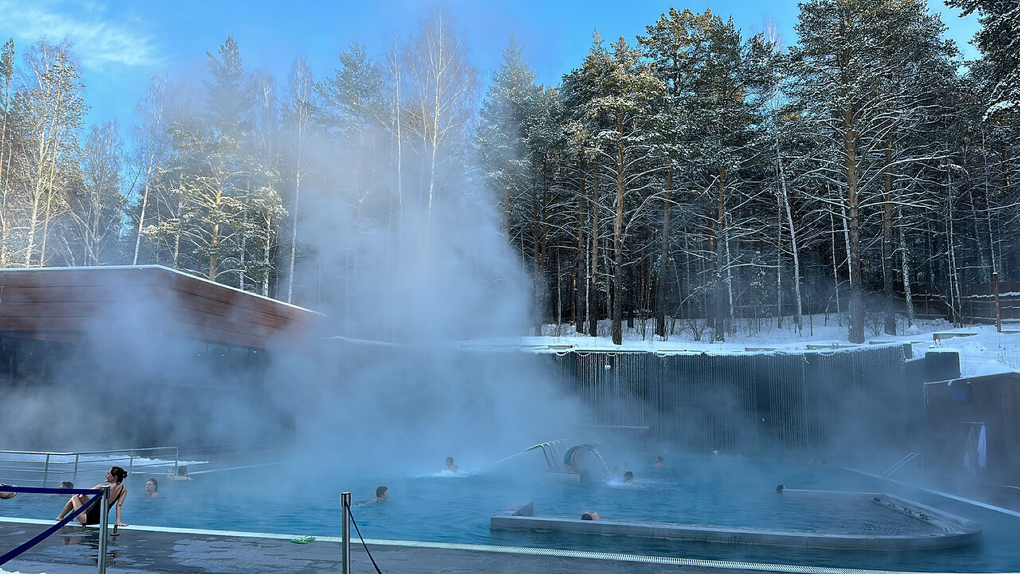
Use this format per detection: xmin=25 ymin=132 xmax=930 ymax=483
xmin=0 ymin=266 xmax=322 ymax=350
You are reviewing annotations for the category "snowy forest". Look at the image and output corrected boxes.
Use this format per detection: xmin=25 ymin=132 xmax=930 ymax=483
xmin=0 ymin=0 xmax=1016 ymax=345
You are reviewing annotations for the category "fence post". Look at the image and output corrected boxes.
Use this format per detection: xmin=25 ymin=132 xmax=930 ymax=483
xmin=98 ymin=484 xmax=110 ymax=574
xmin=341 ymin=492 xmax=351 ymax=574
xmin=74 ymin=455 xmax=79 ymax=481
xmin=43 ymin=454 xmax=50 ymax=487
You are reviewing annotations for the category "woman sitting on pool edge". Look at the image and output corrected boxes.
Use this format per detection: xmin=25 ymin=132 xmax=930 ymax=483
xmin=56 ymin=466 xmax=128 ymax=527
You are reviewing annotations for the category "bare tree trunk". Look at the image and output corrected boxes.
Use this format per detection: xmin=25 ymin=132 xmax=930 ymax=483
xmin=898 ymin=210 xmax=915 ymax=327
xmin=612 ymin=125 xmax=625 ymax=345
xmin=776 ymin=195 xmax=784 ymax=329
xmin=588 ymin=168 xmax=599 ymax=338
xmin=39 ymin=121 xmax=62 ymax=267
xmin=882 ymin=138 xmax=896 ymax=335
xmin=133 ymin=163 xmax=154 ymax=265
xmin=575 ymin=162 xmax=587 ymax=334
xmin=724 ymin=214 xmax=735 ymax=333
xmin=287 ymin=166 xmax=302 ymax=302
xmin=655 ymin=168 xmax=671 ymax=338
xmin=946 ymin=169 xmax=963 ymax=326
xmin=714 ymin=168 xmax=727 ymax=341
xmin=777 ymin=147 xmax=802 ymax=333
xmin=830 ymin=210 xmax=842 ymax=326
xmin=239 ymin=209 xmax=248 ymax=290
xmin=844 ymin=120 xmax=865 ymax=344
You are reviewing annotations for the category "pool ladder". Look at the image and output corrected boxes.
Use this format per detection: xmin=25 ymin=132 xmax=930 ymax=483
xmin=883 ymin=452 xmax=923 ymax=480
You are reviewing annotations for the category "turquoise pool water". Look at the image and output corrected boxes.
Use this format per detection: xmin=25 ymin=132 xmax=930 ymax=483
xmin=4 ymin=454 xmax=1018 ymax=572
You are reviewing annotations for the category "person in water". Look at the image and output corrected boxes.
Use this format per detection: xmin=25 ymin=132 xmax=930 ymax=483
xmin=622 ymin=471 xmax=634 ymax=484
xmin=369 ymin=485 xmax=388 ymax=504
xmin=144 ymin=478 xmax=160 ymax=499
xmin=56 ymin=466 xmax=128 ymax=527
xmin=0 ymin=483 xmax=15 ymax=499
xmin=167 ymin=466 xmax=192 ymax=481
xmin=581 ymin=511 xmax=601 ymax=521
xmin=445 ymin=457 xmax=458 ymax=473
xmin=652 ymin=455 xmax=664 ymax=468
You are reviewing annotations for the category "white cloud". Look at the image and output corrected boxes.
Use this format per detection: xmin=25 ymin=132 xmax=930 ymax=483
xmin=0 ymin=0 xmax=162 ymax=70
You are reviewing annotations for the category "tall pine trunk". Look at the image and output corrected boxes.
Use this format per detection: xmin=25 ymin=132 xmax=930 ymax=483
xmin=882 ymin=138 xmax=896 ymax=335
xmin=655 ymin=169 xmax=671 ymax=338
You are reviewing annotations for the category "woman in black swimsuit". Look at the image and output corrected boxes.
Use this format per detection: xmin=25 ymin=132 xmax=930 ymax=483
xmin=56 ymin=466 xmax=129 ymax=527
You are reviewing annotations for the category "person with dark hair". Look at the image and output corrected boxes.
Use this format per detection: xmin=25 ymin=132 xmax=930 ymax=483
xmin=167 ymin=466 xmax=192 ymax=481
xmin=580 ymin=511 xmax=601 ymax=521
xmin=144 ymin=478 xmax=160 ymax=499
xmin=56 ymin=466 xmax=128 ymax=527
xmin=652 ymin=455 xmax=664 ymax=468
xmin=0 ymin=482 xmax=16 ymax=499
xmin=445 ymin=457 xmax=458 ymax=473
xmin=60 ymin=481 xmax=74 ymax=489
xmin=622 ymin=471 xmax=634 ymax=484
xmin=357 ymin=485 xmax=389 ymax=505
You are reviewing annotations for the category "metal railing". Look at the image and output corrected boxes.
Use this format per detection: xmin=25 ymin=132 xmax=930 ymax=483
xmin=0 ymin=447 xmax=179 ymax=486
xmin=883 ymin=452 xmax=923 ymax=480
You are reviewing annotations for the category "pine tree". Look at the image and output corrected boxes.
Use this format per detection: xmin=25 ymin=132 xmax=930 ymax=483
xmin=564 ymin=33 xmax=664 ymax=344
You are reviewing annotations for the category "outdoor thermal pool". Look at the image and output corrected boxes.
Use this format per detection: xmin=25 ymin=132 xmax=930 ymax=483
xmin=2 ymin=453 xmax=1017 ymax=572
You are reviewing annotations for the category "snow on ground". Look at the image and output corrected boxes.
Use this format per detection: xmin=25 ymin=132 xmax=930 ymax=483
xmin=510 ymin=315 xmax=1020 ymax=378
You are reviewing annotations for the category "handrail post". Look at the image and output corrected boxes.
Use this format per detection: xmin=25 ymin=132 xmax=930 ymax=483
xmin=98 ymin=485 xmax=110 ymax=574
xmin=43 ymin=454 xmax=50 ymax=487
xmin=74 ymin=454 xmax=80 ymax=481
xmin=341 ymin=492 xmax=351 ymax=574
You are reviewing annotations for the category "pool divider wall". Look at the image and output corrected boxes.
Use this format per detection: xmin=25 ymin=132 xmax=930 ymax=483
xmin=545 ymin=345 xmax=913 ymax=457
xmin=490 ymin=491 xmax=982 ymax=550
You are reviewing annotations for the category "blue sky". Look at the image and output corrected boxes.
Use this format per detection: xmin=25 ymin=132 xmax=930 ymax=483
xmin=0 ymin=0 xmax=981 ymax=136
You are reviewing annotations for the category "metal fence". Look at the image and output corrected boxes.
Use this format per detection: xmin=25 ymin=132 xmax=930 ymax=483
xmin=0 ymin=446 xmax=179 ymax=487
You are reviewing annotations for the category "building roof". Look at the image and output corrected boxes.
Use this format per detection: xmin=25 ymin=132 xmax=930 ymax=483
xmin=0 ymin=265 xmax=322 ymax=350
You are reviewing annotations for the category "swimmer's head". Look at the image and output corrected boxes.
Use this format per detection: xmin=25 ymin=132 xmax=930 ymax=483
xmin=376 ymin=486 xmax=388 ymax=500
xmin=60 ymin=481 xmax=74 ymax=489
xmin=581 ymin=512 xmax=594 ymax=520
xmin=445 ymin=457 xmax=454 ymax=465
xmin=623 ymin=471 xmax=634 ymax=483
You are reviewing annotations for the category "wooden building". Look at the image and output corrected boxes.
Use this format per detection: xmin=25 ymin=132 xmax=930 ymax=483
xmin=0 ymin=266 xmax=324 ymax=448
xmin=0 ymin=265 xmax=320 ymax=351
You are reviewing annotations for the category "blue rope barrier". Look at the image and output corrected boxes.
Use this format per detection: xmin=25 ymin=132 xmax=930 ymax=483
xmin=0 ymin=490 xmax=102 ymax=566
